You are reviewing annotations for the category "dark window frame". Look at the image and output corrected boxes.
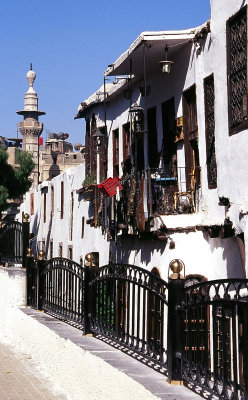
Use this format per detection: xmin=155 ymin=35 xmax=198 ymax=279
xmin=43 ymin=192 xmax=47 ymax=223
xmin=227 ymin=5 xmax=248 ymax=136
xmin=182 ymin=84 xmax=200 ymax=190
xmin=147 ymin=106 xmax=159 ymax=169
xmin=113 ymin=128 xmax=119 ymax=178
xmin=60 ymin=181 xmax=64 ymax=219
xmin=204 ymin=74 xmax=217 ymax=189
xmin=30 ymin=193 xmax=34 ymax=215
xmin=122 ymin=123 xmax=131 ymax=163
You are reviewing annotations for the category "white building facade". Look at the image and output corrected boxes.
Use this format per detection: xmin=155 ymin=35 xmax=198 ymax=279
xmin=20 ymin=0 xmax=248 ymax=282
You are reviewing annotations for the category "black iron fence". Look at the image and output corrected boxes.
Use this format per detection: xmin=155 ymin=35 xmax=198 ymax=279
xmin=89 ymin=263 xmax=168 ymax=367
xmin=0 ymin=216 xmax=29 ymax=267
xmin=41 ymin=257 xmax=86 ymax=328
xmin=25 ymin=255 xmax=248 ymax=399
xmin=181 ymin=279 xmax=248 ymax=400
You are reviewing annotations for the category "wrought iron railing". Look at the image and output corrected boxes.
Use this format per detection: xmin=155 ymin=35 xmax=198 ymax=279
xmin=89 ymin=263 xmax=169 ymax=367
xmin=0 ymin=219 xmax=29 ymax=266
xmin=0 ymin=221 xmax=23 ymax=263
xmin=147 ymin=166 xmax=200 ymax=216
xmin=181 ymin=279 xmax=248 ymax=400
xmin=40 ymin=258 xmax=86 ymax=329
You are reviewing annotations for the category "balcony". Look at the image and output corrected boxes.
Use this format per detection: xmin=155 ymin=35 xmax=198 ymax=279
xmin=148 ymin=166 xmax=200 ymax=216
xmin=88 ymin=166 xmax=201 ymax=238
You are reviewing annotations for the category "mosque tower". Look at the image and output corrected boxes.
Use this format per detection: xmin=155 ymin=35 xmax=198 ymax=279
xmin=17 ymin=64 xmax=46 ymax=186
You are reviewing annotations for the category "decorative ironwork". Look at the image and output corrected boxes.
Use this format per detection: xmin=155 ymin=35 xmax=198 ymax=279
xmin=228 ymin=7 xmax=248 ymax=134
xmin=90 ymin=263 xmax=168 ymax=368
xmin=40 ymin=257 xmax=85 ymax=329
xmin=204 ymin=75 xmax=217 ymax=189
xmin=0 ymin=221 xmax=23 ymax=264
xmin=181 ymin=279 xmax=248 ymax=400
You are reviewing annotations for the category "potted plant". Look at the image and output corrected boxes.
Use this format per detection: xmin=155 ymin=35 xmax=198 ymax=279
xmin=81 ymin=174 xmax=96 ymax=201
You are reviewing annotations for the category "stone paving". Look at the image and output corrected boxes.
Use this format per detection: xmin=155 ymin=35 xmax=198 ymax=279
xmin=0 ymin=341 xmax=65 ymax=400
xmin=19 ymin=308 xmax=203 ymax=400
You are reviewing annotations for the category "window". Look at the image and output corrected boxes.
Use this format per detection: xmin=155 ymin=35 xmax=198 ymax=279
xmin=69 ymin=192 xmax=74 ymax=241
xmin=147 ymin=107 xmax=159 ymax=169
xmin=113 ymin=128 xmax=119 ymax=178
xmin=60 ymin=181 xmax=64 ymax=219
xmin=99 ymin=126 xmax=107 ymax=181
xmin=68 ymin=247 xmax=73 ymax=260
xmin=30 ymin=193 xmax=34 ymax=215
xmin=81 ymin=217 xmax=85 ymax=238
xmin=183 ymin=85 xmax=200 ymax=190
xmin=50 ymin=240 xmax=53 ymax=259
xmin=43 ymin=192 xmax=47 ymax=223
xmin=122 ymin=123 xmax=131 ymax=163
xmin=227 ymin=6 xmax=248 ymax=135
xmin=204 ymin=74 xmax=217 ymax=189
xmin=51 ymin=186 xmax=54 ymax=216
xmin=90 ymin=115 xmax=97 ymax=176
xmin=59 ymin=244 xmax=63 ymax=258
xmin=161 ymin=98 xmax=177 ymax=175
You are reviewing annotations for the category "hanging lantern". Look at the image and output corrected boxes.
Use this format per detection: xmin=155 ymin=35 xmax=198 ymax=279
xmin=129 ymin=102 xmax=144 ymax=133
xmin=159 ymin=44 xmax=173 ymax=74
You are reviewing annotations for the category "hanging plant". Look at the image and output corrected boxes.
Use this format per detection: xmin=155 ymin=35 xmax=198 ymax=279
xmin=82 ymin=174 xmax=96 ymax=187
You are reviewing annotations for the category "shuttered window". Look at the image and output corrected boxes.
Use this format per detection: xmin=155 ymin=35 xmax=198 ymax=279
xmin=204 ymin=74 xmax=217 ymax=189
xmin=227 ymin=6 xmax=248 ymax=135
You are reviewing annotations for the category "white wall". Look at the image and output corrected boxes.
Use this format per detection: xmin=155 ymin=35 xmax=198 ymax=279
xmin=19 ymin=163 xmax=110 ymax=266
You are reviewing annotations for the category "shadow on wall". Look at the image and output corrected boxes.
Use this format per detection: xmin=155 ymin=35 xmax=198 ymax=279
xmin=109 ymin=238 xmax=167 ymax=266
xmin=45 ymin=215 xmax=53 ymax=258
xmin=203 ymin=231 xmax=243 ymax=278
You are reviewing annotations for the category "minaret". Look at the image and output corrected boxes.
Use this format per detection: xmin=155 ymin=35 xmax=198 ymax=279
xmin=17 ymin=64 xmax=46 ymax=186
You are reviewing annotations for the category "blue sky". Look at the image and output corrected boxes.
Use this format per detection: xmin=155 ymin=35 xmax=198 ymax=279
xmin=0 ymin=0 xmax=210 ymax=146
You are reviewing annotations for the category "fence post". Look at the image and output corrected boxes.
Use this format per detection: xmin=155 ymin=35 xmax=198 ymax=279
xmin=83 ymin=254 xmax=96 ymax=335
xmin=167 ymin=260 xmax=185 ymax=384
xmin=22 ymin=213 xmax=30 ymax=268
xmin=37 ymin=250 xmax=46 ymax=310
xmin=26 ymin=247 xmax=34 ymax=306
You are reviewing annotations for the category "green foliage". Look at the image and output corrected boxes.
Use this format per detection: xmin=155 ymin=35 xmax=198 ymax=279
xmin=0 ymin=186 xmax=9 ymax=210
xmin=82 ymin=174 xmax=96 ymax=187
xmin=0 ymin=147 xmax=35 ymax=214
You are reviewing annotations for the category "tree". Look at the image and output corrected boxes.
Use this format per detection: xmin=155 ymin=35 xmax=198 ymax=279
xmin=0 ymin=146 xmax=35 ymax=216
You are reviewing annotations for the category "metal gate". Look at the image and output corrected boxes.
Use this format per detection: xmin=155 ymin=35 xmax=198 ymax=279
xmin=89 ymin=263 xmax=168 ymax=367
xmin=40 ymin=257 xmax=86 ymax=328
xmin=181 ymin=279 xmax=248 ymax=400
xmin=0 ymin=216 xmax=29 ymax=267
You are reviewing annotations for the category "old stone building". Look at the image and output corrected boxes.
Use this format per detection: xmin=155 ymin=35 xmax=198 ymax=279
xmin=20 ymin=0 xmax=248 ymax=282
xmin=39 ymin=132 xmax=84 ymax=182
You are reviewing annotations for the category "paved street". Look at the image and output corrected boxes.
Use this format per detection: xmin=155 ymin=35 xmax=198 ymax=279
xmin=0 ymin=341 xmax=65 ymax=400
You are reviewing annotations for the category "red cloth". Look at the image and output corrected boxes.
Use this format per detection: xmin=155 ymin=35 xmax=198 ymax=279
xmin=98 ymin=177 xmax=123 ymax=197
xmin=39 ymin=137 xmax=43 ymax=146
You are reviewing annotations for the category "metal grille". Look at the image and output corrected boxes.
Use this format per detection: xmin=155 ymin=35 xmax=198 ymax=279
xmin=228 ymin=7 xmax=248 ymax=134
xmin=0 ymin=221 xmax=23 ymax=264
xmin=41 ymin=258 xmax=85 ymax=329
xmin=204 ymin=74 xmax=217 ymax=189
xmin=90 ymin=263 xmax=168 ymax=368
xmin=182 ymin=279 xmax=248 ymax=400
